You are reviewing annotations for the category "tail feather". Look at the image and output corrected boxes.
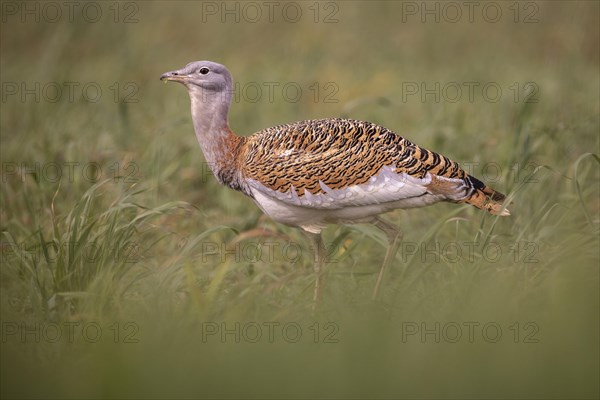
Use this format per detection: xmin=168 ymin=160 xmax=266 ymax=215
xmin=425 ymin=173 xmax=510 ymax=216
xmin=465 ymin=183 xmax=510 ymax=216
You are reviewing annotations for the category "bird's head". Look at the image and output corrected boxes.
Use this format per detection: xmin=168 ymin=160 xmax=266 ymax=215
xmin=160 ymin=61 xmax=232 ymax=95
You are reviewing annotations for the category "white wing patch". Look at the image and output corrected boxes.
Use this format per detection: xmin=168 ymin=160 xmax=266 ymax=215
xmin=246 ymin=165 xmax=453 ymax=210
xmin=277 ymin=149 xmax=296 ymax=158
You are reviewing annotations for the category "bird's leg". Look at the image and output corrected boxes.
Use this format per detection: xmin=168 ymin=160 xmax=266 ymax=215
xmin=303 ymin=230 xmax=326 ymax=307
xmin=372 ymin=217 xmax=403 ymax=300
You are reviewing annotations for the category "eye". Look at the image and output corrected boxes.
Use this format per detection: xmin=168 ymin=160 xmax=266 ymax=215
xmin=199 ymin=67 xmax=209 ymax=75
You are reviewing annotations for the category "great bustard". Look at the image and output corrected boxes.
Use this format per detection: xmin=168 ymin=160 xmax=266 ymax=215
xmin=160 ymin=61 xmax=510 ymax=304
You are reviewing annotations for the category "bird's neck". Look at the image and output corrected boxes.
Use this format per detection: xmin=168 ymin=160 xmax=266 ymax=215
xmin=188 ymin=87 xmax=247 ymax=193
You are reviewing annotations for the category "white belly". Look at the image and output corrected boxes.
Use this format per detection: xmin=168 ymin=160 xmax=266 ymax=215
xmin=251 ymin=189 xmax=445 ymax=233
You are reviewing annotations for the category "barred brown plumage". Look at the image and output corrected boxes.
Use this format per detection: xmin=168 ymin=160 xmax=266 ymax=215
xmin=161 ymin=61 xmax=510 ymax=307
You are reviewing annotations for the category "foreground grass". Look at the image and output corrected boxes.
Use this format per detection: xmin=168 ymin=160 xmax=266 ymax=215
xmin=1 ymin=2 xmax=599 ymax=398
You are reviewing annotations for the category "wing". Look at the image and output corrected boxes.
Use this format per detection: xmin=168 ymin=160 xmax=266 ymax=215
xmin=241 ymin=118 xmax=508 ymax=214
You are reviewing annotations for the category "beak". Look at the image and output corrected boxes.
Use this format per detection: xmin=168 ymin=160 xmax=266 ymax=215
xmin=160 ymin=70 xmax=188 ymax=83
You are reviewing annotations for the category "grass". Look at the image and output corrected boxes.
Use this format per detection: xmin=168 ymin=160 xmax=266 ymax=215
xmin=1 ymin=1 xmax=599 ymax=399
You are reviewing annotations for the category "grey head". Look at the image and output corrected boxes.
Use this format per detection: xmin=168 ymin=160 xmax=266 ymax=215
xmin=160 ymin=60 xmax=233 ymax=98
xmin=161 ymin=60 xmax=234 ymax=134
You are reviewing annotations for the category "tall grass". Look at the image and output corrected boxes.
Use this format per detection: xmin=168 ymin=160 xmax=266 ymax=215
xmin=1 ymin=1 xmax=599 ymax=398
xmin=2 ymin=180 xmax=191 ymax=318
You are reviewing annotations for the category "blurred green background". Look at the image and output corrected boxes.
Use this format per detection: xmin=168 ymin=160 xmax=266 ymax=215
xmin=1 ymin=1 xmax=598 ymax=398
